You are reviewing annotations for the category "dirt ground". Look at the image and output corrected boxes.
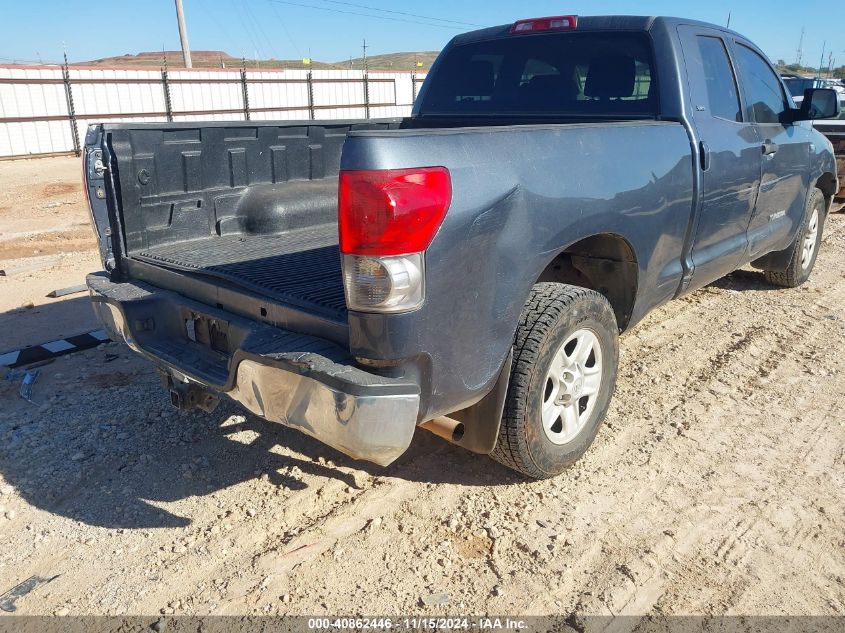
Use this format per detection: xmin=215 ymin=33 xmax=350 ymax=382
xmin=0 ymin=157 xmax=843 ymax=619
xmin=0 ymin=157 xmax=96 ymax=261
xmin=0 ymin=157 xmax=100 ymax=349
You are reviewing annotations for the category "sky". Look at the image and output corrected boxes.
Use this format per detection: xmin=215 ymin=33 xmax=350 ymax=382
xmin=1 ymin=0 xmax=843 ymax=68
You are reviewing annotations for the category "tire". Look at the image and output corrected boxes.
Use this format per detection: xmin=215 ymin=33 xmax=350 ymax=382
xmin=491 ymin=283 xmax=619 ymax=479
xmin=763 ymin=188 xmax=826 ymax=288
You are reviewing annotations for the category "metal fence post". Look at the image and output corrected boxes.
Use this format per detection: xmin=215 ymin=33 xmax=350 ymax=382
xmin=307 ymin=70 xmax=315 ymax=120
xmin=161 ymin=68 xmax=174 ymax=122
xmin=363 ymin=71 xmax=370 ymax=119
xmin=2 ymin=65 xmax=435 ymax=159
xmin=240 ymin=61 xmax=251 ymax=121
xmin=62 ymin=53 xmax=81 ymax=156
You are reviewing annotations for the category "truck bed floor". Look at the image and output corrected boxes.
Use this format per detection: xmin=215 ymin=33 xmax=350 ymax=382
xmin=133 ymin=227 xmax=347 ymax=319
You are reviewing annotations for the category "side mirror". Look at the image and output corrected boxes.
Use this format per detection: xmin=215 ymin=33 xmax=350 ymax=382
xmin=795 ymin=88 xmax=841 ymax=120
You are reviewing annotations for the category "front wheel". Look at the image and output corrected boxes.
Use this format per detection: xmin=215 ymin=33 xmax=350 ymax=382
xmin=491 ymin=283 xmax=619 ymax=479
xmin=763 ymin=189 xmax=826 ymax=288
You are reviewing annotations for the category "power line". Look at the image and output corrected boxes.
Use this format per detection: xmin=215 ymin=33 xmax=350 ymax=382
xmin=265 ymin=0 xmax=469 ymax=30
xmin=0 ymin=55 xmax=62 ymax=65
xmin=196 ymin=2 xmax=239 ymax=53
xmin=241 ymin=0 xmax=282 ymax=59
xmin=266 ymin=3 xmax=305 ymax=59
xmin=315 ymin=0 xmax=482 ymax=27
xmin=231 ymin=0 xmax=268 ymax=59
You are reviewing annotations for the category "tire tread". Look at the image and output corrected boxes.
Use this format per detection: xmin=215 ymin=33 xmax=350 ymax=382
xmin=491 ymin=283 xmax=614 ymax=478
xmin=763 ymin=188 xmax=825 ymax=288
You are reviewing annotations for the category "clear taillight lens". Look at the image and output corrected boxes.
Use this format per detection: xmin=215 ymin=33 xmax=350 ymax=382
xmin=342 ymin=253 xmax=424 ymax=313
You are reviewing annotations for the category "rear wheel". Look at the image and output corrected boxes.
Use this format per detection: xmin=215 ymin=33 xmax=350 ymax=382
xmin=763 ymin=189 xmax=826 ymax=288
xmin=491 ymin=283 xmax=619 ymax=479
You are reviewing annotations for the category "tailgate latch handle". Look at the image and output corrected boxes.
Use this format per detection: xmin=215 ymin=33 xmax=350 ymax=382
xmin=92 ymin=149 xmax=108 ymax=177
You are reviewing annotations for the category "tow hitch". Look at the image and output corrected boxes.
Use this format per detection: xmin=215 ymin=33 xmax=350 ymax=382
xmin=160 ymin=370 xmax=220 ymax=413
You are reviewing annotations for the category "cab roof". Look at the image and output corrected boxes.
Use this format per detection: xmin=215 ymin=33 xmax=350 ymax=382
xmin=450 ymin=15 xmax=743 ymax=46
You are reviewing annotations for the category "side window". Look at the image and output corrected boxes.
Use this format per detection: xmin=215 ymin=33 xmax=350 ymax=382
xmin=733 ymin=44 xmax=789 ymax=124
xmin=695 ymin=36 xmax=741 ymax=121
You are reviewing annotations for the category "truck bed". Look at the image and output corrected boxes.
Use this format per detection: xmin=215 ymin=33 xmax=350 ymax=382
xmin=96 ymin=117 xmax=672 ymax=340
xmin=94 ymin=121 xmax=406 ymax=326
xmin=135 ymin=227 xmax=346 ymax=320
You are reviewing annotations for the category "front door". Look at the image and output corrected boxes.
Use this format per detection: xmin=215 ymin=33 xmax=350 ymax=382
xmin=677 ymin=26 xmax=762 ymax=291
xmin=730 ymin=41 xmax=810 ymax=257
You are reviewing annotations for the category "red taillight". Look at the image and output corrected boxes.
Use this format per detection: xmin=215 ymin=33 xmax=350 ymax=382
xmin=338 ymin=167 xmax=452 ymax=256
xmin=510 ymin=15 xmax=577 ymax=34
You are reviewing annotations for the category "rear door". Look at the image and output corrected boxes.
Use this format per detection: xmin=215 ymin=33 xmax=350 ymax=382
xmin=677 ymin=25 xmax=761 ymax=289
xmin=729 ymin=41 xmax=811 ymax=257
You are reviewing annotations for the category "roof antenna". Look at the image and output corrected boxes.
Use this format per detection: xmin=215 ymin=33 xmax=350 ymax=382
xmin=726 ymin=12 xmax=731 ymax=28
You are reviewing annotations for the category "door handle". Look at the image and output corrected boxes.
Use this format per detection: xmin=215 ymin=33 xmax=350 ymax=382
xmin=762 ymin=141 xmax=778 ymax=156
xmin=699 ymin=141 xmax=710 ymax=171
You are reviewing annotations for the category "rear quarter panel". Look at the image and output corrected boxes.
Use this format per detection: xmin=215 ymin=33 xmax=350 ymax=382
xmin=342 ymin=121 xmax=694 ymax=420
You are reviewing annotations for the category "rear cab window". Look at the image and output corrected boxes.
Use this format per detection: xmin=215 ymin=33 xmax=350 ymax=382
xmin=418 ymin=31 xmax=658 ymax=118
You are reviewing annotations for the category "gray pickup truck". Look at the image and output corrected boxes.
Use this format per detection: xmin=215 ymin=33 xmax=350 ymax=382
xmin=83 ymin=15 xmax=840 ymax=479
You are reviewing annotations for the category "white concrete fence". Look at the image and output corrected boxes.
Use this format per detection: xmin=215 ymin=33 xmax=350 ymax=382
xmin=0 ymin=64 xmax=426 ymax=159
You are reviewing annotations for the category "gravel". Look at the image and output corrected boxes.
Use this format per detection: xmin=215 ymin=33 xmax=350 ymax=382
xmin=0 ymin=157 xmax=843 ymax=616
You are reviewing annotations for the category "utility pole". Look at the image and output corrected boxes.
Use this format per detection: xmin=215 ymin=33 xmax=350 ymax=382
xmin=174 ymin=0 xmax=192 ymax=68
xmin=362 ymin=39 xmax=368 ymax=71
xmin=817 ymin=41 xmax=826 ymax=79
xmin=796 ymin=27 xmax=805 ymax=66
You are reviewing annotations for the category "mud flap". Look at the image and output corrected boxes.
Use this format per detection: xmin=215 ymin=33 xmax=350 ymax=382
xmin=447 ymin=350 xmax=512 ymax=454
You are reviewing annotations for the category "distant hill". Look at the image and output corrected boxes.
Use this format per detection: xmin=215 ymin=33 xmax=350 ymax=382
xmin=344 ymin=52 xmax=438 ymax=71
xmin=75 ymin=50 xmax=439 ymax=71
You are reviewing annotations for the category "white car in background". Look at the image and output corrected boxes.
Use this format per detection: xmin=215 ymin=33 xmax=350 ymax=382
xmin=783 ymin=75 xmax=845 ymax=102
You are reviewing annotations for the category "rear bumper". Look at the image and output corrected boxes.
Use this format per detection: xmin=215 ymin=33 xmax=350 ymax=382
xmin=87 ymin=272 xmax=420 ymax=466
